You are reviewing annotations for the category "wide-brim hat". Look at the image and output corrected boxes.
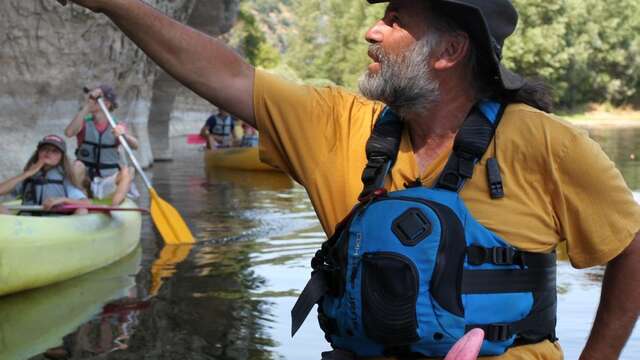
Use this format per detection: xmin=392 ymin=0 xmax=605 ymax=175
xmin=367 ymin=0 xmax=525 ymax=90
xmin=38 ymin=134 xmax=67 ymax=154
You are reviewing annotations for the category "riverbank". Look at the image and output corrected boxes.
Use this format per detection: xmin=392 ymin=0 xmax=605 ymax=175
xmin=560 ymin=104 xmax=640 ymax=128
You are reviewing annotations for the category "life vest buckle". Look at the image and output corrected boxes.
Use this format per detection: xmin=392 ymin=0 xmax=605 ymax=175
xmin=492 ymin=247 xmax=517 ymax=265
xmin=484 ymin=324 xmax=512 ymax=342
xmin=438 ymin=171 xmax=463 ymax=191
xmin=357 ymin=188 xmax=387 ymax=203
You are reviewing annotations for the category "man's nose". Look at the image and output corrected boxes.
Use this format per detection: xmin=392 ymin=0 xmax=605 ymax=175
xmin=365 ymin=20 xmax=386 ymax=44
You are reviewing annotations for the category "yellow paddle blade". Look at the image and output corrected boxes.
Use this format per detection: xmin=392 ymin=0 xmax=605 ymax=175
xmin=149 ymin=244 xmax=194 ymax=296
xmin=149 ymin=188 xmax=195 ymax=244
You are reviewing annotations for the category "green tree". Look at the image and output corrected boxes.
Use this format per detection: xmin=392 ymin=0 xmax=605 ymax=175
xmin=506 ymin=0 xmax=640 ymax=107
xmin=285 ymin=0 xmax=384 ymax=88
xmin=242 ymin=0 xmax=640 ymax=108
xmin=229 ymin=3 xmax=281 ymax=69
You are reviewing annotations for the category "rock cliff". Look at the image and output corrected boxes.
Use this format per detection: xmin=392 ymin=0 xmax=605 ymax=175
xmin=0 ymin=0 xmax=239 ymax=180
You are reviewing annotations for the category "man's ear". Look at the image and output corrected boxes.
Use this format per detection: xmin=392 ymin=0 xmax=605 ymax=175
xmin=432 ymin=32 xmax=470 ymax=71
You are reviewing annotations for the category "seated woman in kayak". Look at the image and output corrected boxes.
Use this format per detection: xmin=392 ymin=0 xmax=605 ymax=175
xmin=239 ymin=121 xmax=259 ymax=148
xmin=65 ymin=85 xmax=139 ymax=206
xmin=0 ymin=135 xmax=89 ymax=215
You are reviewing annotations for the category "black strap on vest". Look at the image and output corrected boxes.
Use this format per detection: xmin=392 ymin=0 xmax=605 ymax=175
xmin=465 ymin=295 xmax=556 ymax=342
xmin=80 ymin=160 xmax=120 ymax=170
xmin=360 ymin=104 xmax=503 ymax=198
xmin=359 ymin=108 xmax=403 ymax=200
xmin=24 ymin=178 xmax=64 ymax=186
xmin=435 ymin=106 xmax=502 ymax=192
xmin=82 ymin=140 xmax=118 ymax=149
xmin=463 ymin=246 xmax=557 ymax=342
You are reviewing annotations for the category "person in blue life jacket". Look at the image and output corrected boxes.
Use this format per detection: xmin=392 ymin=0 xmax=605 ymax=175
xmin=61 ymin=1 xmax=640 ymax=360
xmin=200 ymin=108 xmax=236 ymax=149
xmin=64 ymin=85 xmax=139 ymax=206
xmin=239 ymin=120 xmax=259 ymax=148
xmin=0 ymin=135 xmax=90 ymax=215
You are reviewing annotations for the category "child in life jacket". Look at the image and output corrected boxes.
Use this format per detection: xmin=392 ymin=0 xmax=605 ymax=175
xmin=65 ymin=85 xmax=139 ymax=206
xmin=0 ymin=135 xmax=89 ymax=215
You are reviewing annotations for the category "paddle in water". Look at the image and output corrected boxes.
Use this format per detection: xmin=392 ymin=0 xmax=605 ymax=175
xmin=92 ymin=94 xmax=195 ymax=244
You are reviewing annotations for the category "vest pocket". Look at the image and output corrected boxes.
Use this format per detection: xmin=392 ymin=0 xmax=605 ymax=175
xmin=362 ymin=252 xmax=419 ymax=345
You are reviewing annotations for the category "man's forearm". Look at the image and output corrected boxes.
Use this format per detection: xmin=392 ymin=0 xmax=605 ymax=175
xmin=580 ymin=234 xmax=640 ymax=359
xmin=98 ymin=0 xmax=256 ymax=125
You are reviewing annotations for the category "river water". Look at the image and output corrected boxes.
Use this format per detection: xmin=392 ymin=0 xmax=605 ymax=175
xmin=2 ymin=126 xmax=639 ymax=360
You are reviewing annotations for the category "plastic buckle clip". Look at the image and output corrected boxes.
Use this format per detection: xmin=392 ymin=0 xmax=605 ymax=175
xmin=486 ymin=324 xmax=511 ymax=342
xmin=456 ymin=152 xmax=475 ymax=178
xmin=492 ymin=247 xmax=516 ymax=265
xmin=438 ymin=171 xmax=462 ymax=191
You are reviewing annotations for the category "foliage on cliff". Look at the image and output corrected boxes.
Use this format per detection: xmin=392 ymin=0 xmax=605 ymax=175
xmin=237 ymin=0 xmax=640 ymax=108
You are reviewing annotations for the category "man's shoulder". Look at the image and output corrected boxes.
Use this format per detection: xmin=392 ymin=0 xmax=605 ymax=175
xmin=501 ymin=103 xmax=588 ymax=145
xmin=496 ymin=103 xmax=596 ymax=170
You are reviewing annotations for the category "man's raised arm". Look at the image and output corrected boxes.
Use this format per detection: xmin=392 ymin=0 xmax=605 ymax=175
xmin=65 ymin=0 xmax=256 ymax=126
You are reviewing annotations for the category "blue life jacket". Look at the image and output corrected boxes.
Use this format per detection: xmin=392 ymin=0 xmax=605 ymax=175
xmin=21 ymin=166 xmax=68 ymax=206
xmin=291 ymin=102 xmax=557 ymax=358
xmin=240 ymin=133 xmax=259 ymax=148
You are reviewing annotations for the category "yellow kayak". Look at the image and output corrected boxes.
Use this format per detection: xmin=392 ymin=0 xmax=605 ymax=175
xmin=204 ymin=147 xmax=280 ymax=172
xmin=206 ymin=167 xmax=294 ymax=190
xmin=0 ymin=247 xmax=141 ymax=360
xmin=0 ymin=199 xmax=142 ymax=297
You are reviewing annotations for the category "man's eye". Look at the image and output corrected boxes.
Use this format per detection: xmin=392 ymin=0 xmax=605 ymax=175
xmin=384 ymin=15 xmax=400 ymax=26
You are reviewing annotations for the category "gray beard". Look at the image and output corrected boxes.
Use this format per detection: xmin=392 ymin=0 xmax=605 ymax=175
xmin=359 ymin=37 xmax=440 ymax=117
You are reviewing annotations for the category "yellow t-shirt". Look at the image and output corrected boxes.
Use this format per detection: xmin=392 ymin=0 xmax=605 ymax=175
xmin=254 ymin=69 xmax=640 ymax=359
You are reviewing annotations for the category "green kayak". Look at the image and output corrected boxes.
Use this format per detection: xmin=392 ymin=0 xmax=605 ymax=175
xmin=0 ymin=199 xmax=142 ymax=296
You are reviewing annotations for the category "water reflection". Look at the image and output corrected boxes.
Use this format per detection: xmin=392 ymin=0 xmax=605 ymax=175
xmin=586 ymin=127 xmax=640 ymax=188
xmin=0 ymin=247 xmax=141 ymax=360
xmin=15 ymin=127 xmax=640 ymax=360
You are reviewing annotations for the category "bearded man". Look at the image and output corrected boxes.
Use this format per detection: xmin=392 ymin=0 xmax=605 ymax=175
xmin=60 ymin=0 xmax=639 ymax=359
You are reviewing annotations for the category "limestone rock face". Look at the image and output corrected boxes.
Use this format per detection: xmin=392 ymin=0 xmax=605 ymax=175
xmin=0 ymin=0 xmax=239 ymax=181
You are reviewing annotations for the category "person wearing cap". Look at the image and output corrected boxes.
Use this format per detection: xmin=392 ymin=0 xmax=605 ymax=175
xmin=64 ymin=85 xmax=139 ymax=206
xmin=0 ymin=135 xmax=90 ymax=215
xmin=61 ymin=0 xmax=640 ymax=359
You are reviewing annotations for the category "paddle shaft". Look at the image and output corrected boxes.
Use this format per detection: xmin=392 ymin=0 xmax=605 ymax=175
xmin=95 ymin=96 xmax=195 ymax=244
xmin=96 ymin=97 xmax=153 ymax=190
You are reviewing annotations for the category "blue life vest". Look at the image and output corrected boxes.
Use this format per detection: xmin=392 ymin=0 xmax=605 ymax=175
xmin=291 ymin=102 xmax=557 ymax=357
xmin=208 ymin=114 xmax=235 ymax=148
xmin=240 ymin=133 xmax=259 ymax=148
xmin=21 ymin=166 xmax=68 ymax=206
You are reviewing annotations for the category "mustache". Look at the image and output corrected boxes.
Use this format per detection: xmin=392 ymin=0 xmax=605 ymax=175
xmin=368 ymin=44 xmax=385 ymax=62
